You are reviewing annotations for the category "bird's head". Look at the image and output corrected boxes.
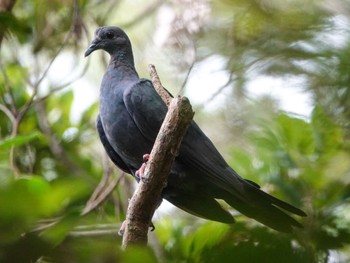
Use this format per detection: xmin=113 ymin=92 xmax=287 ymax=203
xmin=84 ymin=26 xmax=131 ymax=57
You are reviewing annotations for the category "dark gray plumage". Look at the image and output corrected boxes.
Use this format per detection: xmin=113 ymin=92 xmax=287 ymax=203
xmin=85 ymin=26 xmax=306 ymax=232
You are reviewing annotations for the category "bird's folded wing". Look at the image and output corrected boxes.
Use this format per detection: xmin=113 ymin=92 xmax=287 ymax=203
xmin=97 ymin=114 xmax=132 ymax=174
xmin=122 ymin=78 xmax=306 ymax=219
xmin=123 ymin=79 xmax=247 ymax=195
xmin=123 ymin=79 xmax=168 ymax=143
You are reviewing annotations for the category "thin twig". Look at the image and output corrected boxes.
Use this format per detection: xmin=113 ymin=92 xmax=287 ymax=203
xmin=21 ymin=47 xmax=91 ymax=109
xmin=148 ymin=64 xmax=172 ymax=106
xmin=0 ymin=62 xmax=20 ymax=177
xmin=19 ymin=0 xmax=88 ymax=121
xmin=0 ymin=63 xmax=20 ymax=177
xmin=0 ymin=103 xmax=16 ymax=128
xmin=16 ymin=14 xmax=91 ymax=127
xmin=49 ymin=56 xmax=91 ymax=91
xmin=192 ymin=73 xmax=235 ymax=113
xmin=0 ymin=1 xmax=90 ymax=180
xmin=0 ymin=61 xmax=17 ymax=115
xmin=69 ymin=223 xmax=122 ymax=237
xmin=85 ymin=160 xmax=114 ymax=210
xmin=12 ymin=19 xmax=80 ymax=134
xmin=82 ymin=171 xmax=125 ymax=216
xmin=35 ymin=100 xmax=87 ymax=178
xmin=204 ymin=73 xmax=235 ymax=104
xmin=195 ymin=55 xmax=269 ymax=111
xmin=121 ymin=0 xmax=164 ymax=29
xmin=33 ymin=220 xmax=121 ymax=237
xmin=179 ymin=60 xmax=196 ymax=96
xmin=34 ymin=32 xmax=74 ymax=89
xmin=68 ymin=229 xmax=120 ymax=237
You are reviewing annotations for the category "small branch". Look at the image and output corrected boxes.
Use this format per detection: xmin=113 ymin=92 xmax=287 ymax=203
xmin=0 ymin=103 xmax=16 ymax=128
xmin=82 ymin=170 xmax=125 ymax=216
xmin=17 ymin=19 xmax=82 ymax=124
xmin=0 ymin=60 xmax=17 ymax=116
xmin=33 ymin=220 xmax=121 ymax=238
xmin=179 ymin=59 xmax=196 ymax=95
xmin=121 ymin=0 xmax=164 ymax=29
xmin=122 ymin=67 xmax=194 ymax=248
xmin=148 ymin=64 xmax=172 ymax=106
xmin=33 ymin=29 xmax=74 ymax=89
xmin=35 ymin=100 xmax=87 ymax=177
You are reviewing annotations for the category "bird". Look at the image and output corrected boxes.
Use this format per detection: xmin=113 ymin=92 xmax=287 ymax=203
xmin=85 ymin=26 xmax=306 ymax=233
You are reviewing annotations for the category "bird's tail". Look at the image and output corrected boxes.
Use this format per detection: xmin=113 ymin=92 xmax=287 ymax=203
xmin=223 ymin=180 xmax=306 ymax=233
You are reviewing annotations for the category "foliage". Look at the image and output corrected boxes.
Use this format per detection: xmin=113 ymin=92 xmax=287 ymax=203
xmin=0 ymin=0 xmax=350 ymax=262
xmin=155 ymin=108 xmax=350 ymax=263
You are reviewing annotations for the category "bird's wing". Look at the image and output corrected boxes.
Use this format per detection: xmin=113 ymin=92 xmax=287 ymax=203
xmin=97 ymin=114 xmax=131 ymax=174
xmin=123 ymin=79 xmax=245 ymax=193
xmin=123 ymin=79 xmax=306 ymax=232
xmin=180 ymin=122 xmax=306 ymax=216
xmin=123 ymin=79 xmax=168 ymax=143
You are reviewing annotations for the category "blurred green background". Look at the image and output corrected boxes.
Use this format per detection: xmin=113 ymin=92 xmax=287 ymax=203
xmin=1 ymin=0 xmax=350 ymax=262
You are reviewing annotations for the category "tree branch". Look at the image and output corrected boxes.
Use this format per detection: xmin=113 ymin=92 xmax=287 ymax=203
xmin=82 ymin=170 xmax=125 ymax=216
xmin=35 ymin=100 xmax=88 ymax=178
xmin=121 ymin=0 xmax=164 ymax=29
xmin=121 ymin=67 xmax=194 ymax=248
xmin=148 ymin=64 xmax=172 ymax=106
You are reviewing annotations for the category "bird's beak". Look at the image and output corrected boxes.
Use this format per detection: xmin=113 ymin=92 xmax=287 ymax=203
xmin=84 ymin=38 xmax=101 ymax=57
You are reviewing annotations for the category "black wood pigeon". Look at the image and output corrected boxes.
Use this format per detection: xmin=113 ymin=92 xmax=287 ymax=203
xmin=85 ymin=26 xmax=306 ymax=232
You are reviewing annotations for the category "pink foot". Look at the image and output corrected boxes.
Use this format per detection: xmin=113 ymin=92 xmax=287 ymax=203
xmin=135 ymin=154 xmax=150 ymax=180
xmin=142 ymin=154 xmax=150 ymax=162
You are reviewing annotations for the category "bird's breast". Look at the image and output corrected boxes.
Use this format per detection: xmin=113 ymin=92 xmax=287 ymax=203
xmin=99 ymin=87 xmax=153 ymax=170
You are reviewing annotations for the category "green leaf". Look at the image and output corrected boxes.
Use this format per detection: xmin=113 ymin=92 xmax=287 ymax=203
xmin=122 ymin=246 xmax=158 ymax=263
xmin=276 ymin=114 xmax=315 ymax=156
xmin=311 ymin=105 xmax=344 ymax=155
xmin=0 ymin=177 xmax=51 ymax=244
xmin=0 ymin=132 xmax=41 ymax=149
xmin=191 ymin=222 xmax=230 ymax=257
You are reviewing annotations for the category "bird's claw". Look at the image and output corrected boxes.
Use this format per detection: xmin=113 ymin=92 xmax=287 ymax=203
xmin=143 ymin=154 xmax=150 ymax=162
xmin=150 ymin=221 xmax=155 ymax=232
xmin=118 ymin=220 xmax=155 ymax=236
xmin=118 ymin=220 xmax=126 ymax=236
xmin=135 ymin=154 xmax=151 ymax=182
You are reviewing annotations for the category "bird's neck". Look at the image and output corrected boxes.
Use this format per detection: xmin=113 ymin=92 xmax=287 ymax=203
xmin=110 ymin=49 xmax=139 ymax=80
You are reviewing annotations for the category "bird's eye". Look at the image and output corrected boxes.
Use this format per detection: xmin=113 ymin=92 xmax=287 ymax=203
xmin=106 ymin=32 xmax=114 ymax=39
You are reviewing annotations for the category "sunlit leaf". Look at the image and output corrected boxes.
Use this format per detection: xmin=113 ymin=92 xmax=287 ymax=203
xmin=122 ymin=246 xmax=158 ymax=263
xmin=311 ymin=106 xmax=344 ymax=155
xmin=191 ymin=222 xmax=230 ymax=256
xmin=0 ymin=132 xmax=41 ymax=149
